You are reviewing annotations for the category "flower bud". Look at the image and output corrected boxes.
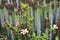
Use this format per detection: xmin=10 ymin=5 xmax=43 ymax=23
xmin=8 ymin=10 xmax=12 ymax=15
xmin=8 ymin=4 xmax=14 ymax=11
xmin=4 ymin=3 xmax=9 ymax=10
xmin=16 ymin=8 xmax=22 ymax=15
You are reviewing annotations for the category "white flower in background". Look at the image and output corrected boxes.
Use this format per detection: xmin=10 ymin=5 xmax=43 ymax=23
xmin=21 ymin=29 xmax=29 ymax=35
xmin=53 ymin=24 xmax=58 ymax=29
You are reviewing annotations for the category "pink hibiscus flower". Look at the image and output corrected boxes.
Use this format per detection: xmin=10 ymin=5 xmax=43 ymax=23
xmin=21 ymin=29 xmax=29 ymax=35
xmin=53 ymin=24 xmax=58 ymax=29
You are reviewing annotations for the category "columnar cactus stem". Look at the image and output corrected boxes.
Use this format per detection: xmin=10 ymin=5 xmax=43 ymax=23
xmin=57 ymin=19 xmax=60 ymax=40
xmin=33 ymin=7 xmax=37 ymax=33
xmin=48 ymin=3 xmax=53 ymax=40
xmin=56 ymin=7 xmax=59 ymax=23
xmin=41 ymin=7 xmax=45 ymax=34
xmin=36 ymin=8 xmax=41 ymax=36
xmin=29 ymin=6 xmax=34 ymax=33
xmin=0 ymin=9 xmax=2 ymax=33
xmin=3 ymin=7 xmax=8 ymax=23
xmin=44 ymin=17 xmax=50 ymax=40
xmin=7 ymin=0 xmax=10 ymax=4
xmin=53 ymin=0 xmax=57 ymax=24
xmin=12 ymin=11 xmax=16 ymax=26
xmin=0 ymin=3 xmax=3 ymax=33
xmin=16 ymin=0 xmax=19 ymax=9
xmin=0 ymin=0 xmax=2 ymax=4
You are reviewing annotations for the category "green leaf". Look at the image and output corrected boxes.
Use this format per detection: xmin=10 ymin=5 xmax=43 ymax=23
xmin=32 ymin=33 xmax=36 ymax=38
xmin=21 ymin=3 xmax=29 ymax=9
xmin=28 ymin=17 xmax=34 ymax=22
